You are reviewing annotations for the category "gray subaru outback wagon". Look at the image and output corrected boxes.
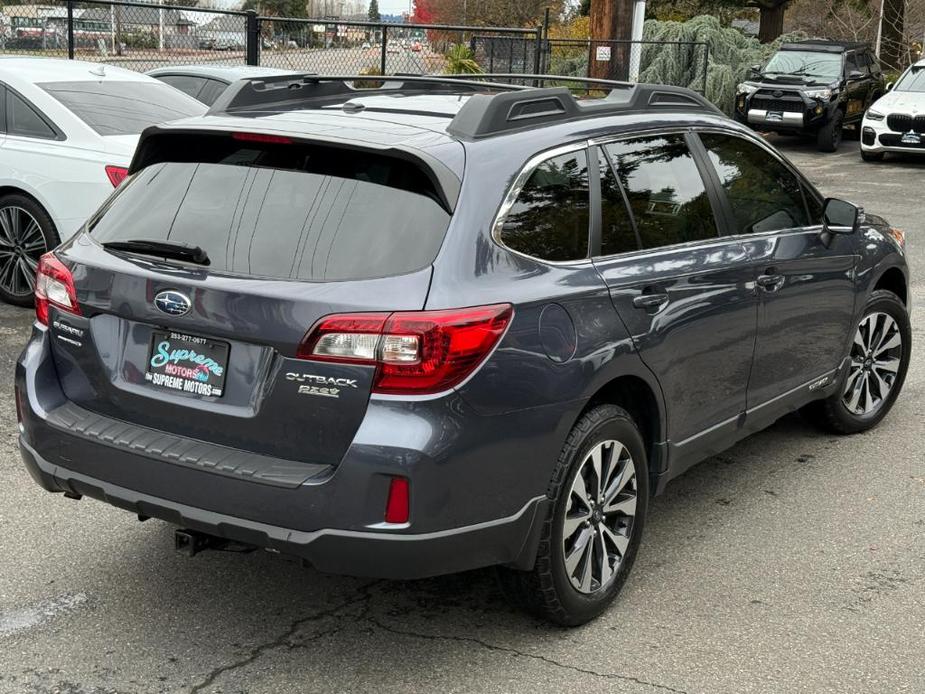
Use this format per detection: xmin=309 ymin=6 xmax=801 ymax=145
xmin=16 ymin=75 xmax=911 ymax=625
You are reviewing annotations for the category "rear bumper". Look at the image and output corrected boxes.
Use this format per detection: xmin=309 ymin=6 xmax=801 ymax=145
xmin=19 ymin=437 xmax=547 ymax=579
xmin=16 ymin=325 xmax=570 ymax=579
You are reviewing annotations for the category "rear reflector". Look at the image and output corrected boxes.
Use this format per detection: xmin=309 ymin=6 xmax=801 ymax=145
xmin=14 ymin=385 xmax=23 ymax=428
xmin=384 ymin=477 xmax=410 ymax=524
xmin=35 ymin=252 xmax=81 ymax=326
xmin=299 ymin=304 xmax=513 ymax=395
xmin=232 ymin=132 xmax=293 ymax=145
xmin=105 ymin=165 xmax=129 ymax=187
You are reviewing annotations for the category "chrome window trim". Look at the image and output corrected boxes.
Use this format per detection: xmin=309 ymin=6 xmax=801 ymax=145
xmin=490 ymin=141 xmax=595 ymax=267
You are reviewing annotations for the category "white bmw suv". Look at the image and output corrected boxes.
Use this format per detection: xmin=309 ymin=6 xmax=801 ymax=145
xmin=0 ymin=57 xmax=205 ymax=305
xmin=860 ymin=58 xmax=925 ymax=162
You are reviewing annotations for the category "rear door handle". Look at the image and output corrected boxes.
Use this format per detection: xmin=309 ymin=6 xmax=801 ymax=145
xmin=632 ymin=293 xmax=669 ymax=311
xmin=756 ymin=272 xmax=785 ymax=291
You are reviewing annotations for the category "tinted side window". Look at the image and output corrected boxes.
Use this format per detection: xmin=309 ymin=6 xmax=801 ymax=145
xmin=598 ymin=147 xmax=640 ymax=256
xmin=805 ymin=189 xmax=824 ymax=225
xmin=7 ymin=91 xmax=57 ymax=139
xmin=155 ymin=75 xmax=207 ymax=100
xmin=499 ymin=149 xmax=590 ymax=262
xmin=197 ymin=79 xmax=228 ymax=106
xmin=700 ymin=133 xmax=809 ymax=235
xmin=846 ymin=53 xmax=860 ymax=74
xmin=604 ymin=135 xmax=718 ymax=250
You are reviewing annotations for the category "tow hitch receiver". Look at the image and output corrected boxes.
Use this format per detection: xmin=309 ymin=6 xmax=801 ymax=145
xmin=174 ymin=529 xmax=256 ymax=557
xmin=175 ymin=529 xmax=215 ymax=557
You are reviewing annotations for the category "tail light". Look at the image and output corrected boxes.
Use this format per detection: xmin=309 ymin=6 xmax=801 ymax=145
xmin=298 ymin=304 xmax=513 ymax=395
xmin=35 ymin=253 xmax=80 ymax=326
xmin=104 ymin=165 xmax=129 ymax=187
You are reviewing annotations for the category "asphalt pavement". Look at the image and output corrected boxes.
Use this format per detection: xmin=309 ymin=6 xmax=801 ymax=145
xmin=0 ymin=138 xmax=922 ymax=694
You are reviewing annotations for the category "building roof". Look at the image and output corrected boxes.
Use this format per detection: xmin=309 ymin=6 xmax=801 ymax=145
xmin=79 ymin=6 xmax=195 ymax=26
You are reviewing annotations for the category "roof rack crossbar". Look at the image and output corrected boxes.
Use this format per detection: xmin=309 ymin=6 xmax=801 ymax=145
xmin=443 ymin=77 xmax=723 ymax=139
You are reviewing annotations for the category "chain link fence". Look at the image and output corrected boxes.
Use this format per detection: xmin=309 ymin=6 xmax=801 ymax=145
xmin=0 ymin=0 xmax=713 ymax=92
xmin=255 ymin=18 xmax=540 ymax=76
xmin=0 ymin=0 xmax=251 ymax=71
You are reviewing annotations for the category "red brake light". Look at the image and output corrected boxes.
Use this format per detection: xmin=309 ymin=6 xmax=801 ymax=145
xmin=105 ymin=165 xmax=129 ymax=187
xmin=35 ymin=252 xmax=80 ymax=326
xmin=299 ymin=304 xmax=513 ymax=395
xmin=384 ymin=477 xmax=410 ymax=524
xmin=232 ymin=132 xmax=293 ymax=145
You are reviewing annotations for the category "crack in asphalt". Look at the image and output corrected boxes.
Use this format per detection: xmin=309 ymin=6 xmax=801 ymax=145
xmin=366 ymin=617 xmax=689 ymax=694
xmin=184 ymin=580 xmax=687 ymax=694
xmin=187 ymin=581 xmax=380 ymax=694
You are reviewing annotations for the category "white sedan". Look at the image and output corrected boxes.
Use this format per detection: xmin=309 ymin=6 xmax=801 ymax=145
xmin=860 ymin=57 xmax=925 ymax=162
xmin=0 ymin=57 xmax=206 ymax=305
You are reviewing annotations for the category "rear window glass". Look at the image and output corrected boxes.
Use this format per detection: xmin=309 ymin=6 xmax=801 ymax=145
xmin=88 ymin=143 xmax=452 ymax=282
xmin=39 ymin=81 xmax=206 ymax=135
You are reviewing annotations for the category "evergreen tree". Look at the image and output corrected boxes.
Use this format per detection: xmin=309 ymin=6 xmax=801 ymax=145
xmin=368 ymin=0 xmax=381 ymax=22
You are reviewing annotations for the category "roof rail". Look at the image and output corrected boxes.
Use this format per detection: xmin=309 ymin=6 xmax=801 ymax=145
xmin=207 ymin=73 xmax=528 ymax=115
xmin=207 ymin=73 xmax=724 ymax=140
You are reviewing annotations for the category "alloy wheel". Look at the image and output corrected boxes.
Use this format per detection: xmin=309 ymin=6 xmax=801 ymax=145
xmin=842 ymin=311 xmax=903 ymax=416
xmin=561 ymin=439 xmax=637 ymax=594
xmin=0 ymin=206 xmax=46 ymax=298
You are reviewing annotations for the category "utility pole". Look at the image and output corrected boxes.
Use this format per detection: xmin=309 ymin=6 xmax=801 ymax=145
xmin=589 ymin=0 xmax=634 ymax=81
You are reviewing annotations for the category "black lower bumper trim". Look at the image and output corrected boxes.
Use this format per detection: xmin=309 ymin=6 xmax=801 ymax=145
xmin=20 ymin=437 xmax=549 ymax=580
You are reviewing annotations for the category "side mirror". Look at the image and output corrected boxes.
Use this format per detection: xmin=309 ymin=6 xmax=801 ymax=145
xmin=749 ymin=64 xmax=761 ymax=77
xmin=823 ymin=198 xmax=862 ymax=235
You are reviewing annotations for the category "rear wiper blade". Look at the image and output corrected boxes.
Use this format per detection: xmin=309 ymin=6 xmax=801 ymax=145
xmin=102 ymin=239 xmax=210 ymax=266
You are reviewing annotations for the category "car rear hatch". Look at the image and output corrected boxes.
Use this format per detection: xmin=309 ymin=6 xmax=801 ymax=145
xmin=46 ymin=132 xmax=458 ymax=469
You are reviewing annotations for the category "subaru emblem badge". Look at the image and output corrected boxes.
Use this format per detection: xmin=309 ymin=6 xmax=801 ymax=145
xmin=153 ymin=290 xmax=191 ymax=317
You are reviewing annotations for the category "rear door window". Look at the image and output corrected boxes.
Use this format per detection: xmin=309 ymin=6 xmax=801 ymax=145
xmin=498 ymin=148 xmax=590 ymax=262
xmin=603 ymin=135 xmax=718 ymax=249
xmin=89 ymin=142 xmax=452 ymax=282
xmin=40 ymin=80 xmax=205 ymax=135
xmin=598 ymin=146 xmax=640 ymax=256
xmin=699 ymin=133 xmax=810 ymax=235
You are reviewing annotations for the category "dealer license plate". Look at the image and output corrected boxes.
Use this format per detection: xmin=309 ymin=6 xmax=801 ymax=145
xmin=145 ymin=330 xmax=229 ymax=398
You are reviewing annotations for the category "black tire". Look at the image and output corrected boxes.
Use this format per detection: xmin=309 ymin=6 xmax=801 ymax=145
xmin=0 ymin=193 xmax=59 ymax=307
xmin=802 ymin=290 xmax=911 ymax=434
xmin=861 ymin=149 xmax=885 ymax=162
xmin=816 ymin=110 xmax=844 ymax=152
xmin=498 ymin=404 xmax=649 ymax=626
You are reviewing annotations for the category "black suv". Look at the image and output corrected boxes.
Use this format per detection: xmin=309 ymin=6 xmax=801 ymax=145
xmin=17 ymin=75 xmax=911 ymax=626
xmin=735 ymin=40 xmax=886 ymax=152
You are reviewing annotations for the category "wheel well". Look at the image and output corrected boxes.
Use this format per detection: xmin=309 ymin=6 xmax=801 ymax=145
xmin=583 ymin=375 xmax=662 ymax=469
xmin=874 ymin=267 xmax=907 ymax=305
xmin=0 ymin=186 xmax=59 ymax=238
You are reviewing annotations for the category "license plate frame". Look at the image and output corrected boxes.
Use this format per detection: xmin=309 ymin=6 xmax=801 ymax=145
xmin=901 ymin=132 xmax=921 ymax=145
xmin=145 ymin=330 xmax=230 ymax=398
